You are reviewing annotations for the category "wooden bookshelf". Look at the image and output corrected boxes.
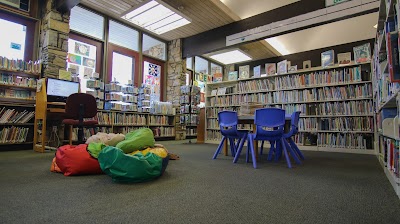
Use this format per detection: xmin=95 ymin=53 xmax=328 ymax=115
xmin=205 ymin=62 xmax=374 ymax=152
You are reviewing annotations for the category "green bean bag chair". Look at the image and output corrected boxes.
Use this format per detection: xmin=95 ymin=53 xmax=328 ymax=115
xmin=116 ymin=128 xmax=155 ymax=154
xmin=98 ymin=146 xmax=168 ymax=183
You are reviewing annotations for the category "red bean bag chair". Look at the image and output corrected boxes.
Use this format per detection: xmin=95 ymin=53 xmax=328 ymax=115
xmin=56 ymin=144 xmax=103 ymax=176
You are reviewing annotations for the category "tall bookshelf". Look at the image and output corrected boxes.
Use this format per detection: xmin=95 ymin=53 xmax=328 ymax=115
xmin=373 ymin=0 xmax=400 ymax=198
xmin=205 ymin=62 xmax=374 ymax=154
xmin=180 ymin=85 xmax=200 ymax=139
xmin=0 ymin=57 xmax=40 ymax=148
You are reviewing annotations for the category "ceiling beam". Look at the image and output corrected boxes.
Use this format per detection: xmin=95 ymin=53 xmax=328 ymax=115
xmin=209 ymin=0 xmax=241 ymax=21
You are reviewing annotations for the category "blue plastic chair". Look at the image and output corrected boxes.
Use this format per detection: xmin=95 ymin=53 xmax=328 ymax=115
xmin=237 ymin=108 xmax=300 ymax=168
xmin=212 ymin=111 xmax=248 ymax=160
xmin=282 ymin=111 xmax=305 ymax=160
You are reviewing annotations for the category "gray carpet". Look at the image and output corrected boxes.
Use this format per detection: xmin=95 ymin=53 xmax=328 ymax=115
xmin=1 ymin=142 xmax=400 ymax=224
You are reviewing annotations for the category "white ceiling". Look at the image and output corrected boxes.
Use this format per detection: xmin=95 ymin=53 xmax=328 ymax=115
xmin=219 ymin=0 xmax=300 ymax=19
xmin=264 ymin=12 xmax=378 ymax=56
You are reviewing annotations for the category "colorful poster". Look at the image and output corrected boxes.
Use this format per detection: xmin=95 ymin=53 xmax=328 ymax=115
xmin=84 ymin=67 xmax=93 ymax=78
xmin=75 ymin=42 xmax=90 ymax=56
xmin=68 ymin=54 xmax=81 ymax=65
xmin=83 ymin=57 xmax=95 ymax=68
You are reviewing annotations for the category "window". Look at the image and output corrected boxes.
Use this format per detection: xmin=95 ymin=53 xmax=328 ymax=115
xmin=186 ymin=57 xmax=193 ymax=70
xmin=0 ymin=11 xmax=35 ymax=61
xmin=0 ymin=18 xmax=26 ymax=60
xmin=67 ymin=37 xmax=99 ymax=93
xmin=109 ymin=20 xmax=139 ymax=51
xmin=70 ymin=6 xmax=105 ymax=40
xmin=112 ymin=52 xmax=133 ymax=84
xmin=142 ymin=34 xmax=166 ymax=60
xmin=143 ymin=57 xmax=164 ymax=101
xmin=195 ymin=56 xmax=209 ymax=75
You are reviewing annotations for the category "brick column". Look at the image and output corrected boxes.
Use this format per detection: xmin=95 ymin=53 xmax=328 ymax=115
xmin=39 ymin=0 xmax=70 ymax=78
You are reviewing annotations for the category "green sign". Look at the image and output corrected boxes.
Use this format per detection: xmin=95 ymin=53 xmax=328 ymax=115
xmin=326 ymin=0 xmax=350 ymax=7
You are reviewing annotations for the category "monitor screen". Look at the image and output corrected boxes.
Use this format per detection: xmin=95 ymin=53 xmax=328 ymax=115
xmin=47 ymin=78 xmax=80 ymax=98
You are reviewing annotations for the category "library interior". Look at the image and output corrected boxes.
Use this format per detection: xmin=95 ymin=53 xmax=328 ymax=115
xmin=1 ymin=0 xmax=400 ymax=223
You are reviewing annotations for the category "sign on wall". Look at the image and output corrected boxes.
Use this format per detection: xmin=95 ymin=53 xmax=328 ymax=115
xmin=326 ymin=0 xmax=351 ymax=7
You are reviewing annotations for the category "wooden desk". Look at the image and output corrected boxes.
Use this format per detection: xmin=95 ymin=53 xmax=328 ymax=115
xmin=222 ymin=115 xmax=291 ymax=157
xmin=33 ymin=78 xmax=66 ymax=152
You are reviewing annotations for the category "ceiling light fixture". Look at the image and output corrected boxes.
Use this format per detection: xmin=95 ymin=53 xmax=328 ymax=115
xmin=121 ymin=0 xmax=191 ymax=35
xmin=264 ymin=37 xmax=290 ymax=55
xmin=209 ymin=49 xmax=252 ymax=65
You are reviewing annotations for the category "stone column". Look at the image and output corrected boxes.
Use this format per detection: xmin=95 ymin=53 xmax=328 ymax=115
xmin=39 ymin=0 xmax=70 ymax=78
xmin=167 ymin=39 xmax=186 ymax=140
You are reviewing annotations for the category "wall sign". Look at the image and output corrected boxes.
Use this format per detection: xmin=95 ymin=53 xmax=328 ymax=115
xmin=10 ymin=43 xmax=21 ymax=50
xmin=326 ymin=0 xmax=351 ymax=7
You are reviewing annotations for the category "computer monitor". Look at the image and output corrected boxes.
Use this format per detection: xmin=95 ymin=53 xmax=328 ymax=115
xmin=46 ymin=78 xmax=80 ymax=102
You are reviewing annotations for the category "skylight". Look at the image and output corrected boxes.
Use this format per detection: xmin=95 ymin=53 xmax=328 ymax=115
xmin=209 ymin=50 xmax=252 ymax=64
xmin=122 ymin=0 xmax=191 ymax=35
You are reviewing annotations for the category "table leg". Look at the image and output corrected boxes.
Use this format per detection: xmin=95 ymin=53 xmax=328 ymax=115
xmin=253 ymin=125 xmax=258 ymax=159
xmin=223 ymin=138 xmax=228 ymax=156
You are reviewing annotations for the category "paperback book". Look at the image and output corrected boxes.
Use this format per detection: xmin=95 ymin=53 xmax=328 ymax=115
xmin=321 ymin=50 xmax=334 ymax=68
xmin=253 ymin=65 xmax=261 ymax=78
xmin=353 ymin=43 xmax=371 ymax=63
xmin=265 ymin=63 xmax=276 ymax=76
xmin=239 ymin=65 xmax=250 ymax=79
xmin=277 ymin=60 xmax=288 ymax=75
xmin=213 ymin=73 xmax=223 ymax=83
xmin=228 ymin=71 xmax=238 ymax=81
xmin=337 ymin=52 xmax=352 ymax=65
xmin=303 ymin=60 xmax=311 ymax=69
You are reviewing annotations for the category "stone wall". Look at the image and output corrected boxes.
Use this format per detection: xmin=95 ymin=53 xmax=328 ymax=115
xmin=167 ymin=39 xmax=186 ymax=140
xmin=39 ymin=0 xmax=70 ymax=78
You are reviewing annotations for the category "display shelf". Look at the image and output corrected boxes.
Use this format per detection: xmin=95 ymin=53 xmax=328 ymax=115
xmin=379 ymin=132 xmax=400 ymax=141
xmin=0 ymin=83 xmax=36 ymax=91
xmin=378 ymin=90 xmax=399 ymax=111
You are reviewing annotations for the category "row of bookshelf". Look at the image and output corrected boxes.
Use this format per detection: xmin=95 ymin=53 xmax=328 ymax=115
xmin=0 ymin=57 xmax=41 ymax=75
xmin=298 ymin=117 xmax=374 ymax=132
xmin=0 ymin=73 xmax=37 ymax=88
xmin=152 ymin=127 xmax=175 ymax=137
xmin=0 ymin=126 xmax=29 ymax=144
xmin=96 ymin=111 xmax=176 ymax=127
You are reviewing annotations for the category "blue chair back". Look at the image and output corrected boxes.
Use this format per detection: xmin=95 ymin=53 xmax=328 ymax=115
xmin=254 ymin=108 xmax=285 ymax=136
xmin=286 ymin=111 xmax=301 ymax=137
xmin=218 ymin=111 xmax=239 ymax=136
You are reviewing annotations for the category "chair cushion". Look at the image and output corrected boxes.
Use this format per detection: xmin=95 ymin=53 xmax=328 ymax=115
xmin=55 ymin=144 xmax=103 ymax=176
xmin=62 ymin=119 xmax=98 ymax=126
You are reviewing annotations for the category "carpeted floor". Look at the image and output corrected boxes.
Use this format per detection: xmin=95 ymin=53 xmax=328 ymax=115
xmin=1 ymin=142 xmax=400 ymax=224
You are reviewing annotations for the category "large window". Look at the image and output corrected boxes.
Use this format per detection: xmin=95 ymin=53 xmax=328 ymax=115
xmin=107 ymin=44 xmax=139 ymax=86
xmin=70 ymin=6 xmax=105 ymax=40
xmin=143 ymin=57 xmax=163 ymax=102
xmin=142 ymin=34 xmax=166 ymax=61
xmin=109 ymin=20 xmax=139 ymax=51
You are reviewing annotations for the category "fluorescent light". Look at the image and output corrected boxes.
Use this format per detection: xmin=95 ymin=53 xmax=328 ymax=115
xmin=209 ymin=50 xmax=252 ymax=64
xmin=122 ymin=0 xmax=191 ymax=35
xmin=264 ymin=37 xmax=290 ymax=55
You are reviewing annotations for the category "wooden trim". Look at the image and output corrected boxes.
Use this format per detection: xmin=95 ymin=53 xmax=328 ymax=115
xmin=107 ymin=43 xmax=140 ymax=86
xmin=69 ymin=32 xmax=104 ymax=79
xmin=143 ymin=56 xmax=165 ymax=101
xmin=0 ymin=10 xmax=36 ymax=61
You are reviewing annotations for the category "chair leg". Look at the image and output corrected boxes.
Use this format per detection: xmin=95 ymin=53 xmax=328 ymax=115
xmin=233 ymin=134 xmax=247 ymax=163
xmin=289 ymin=138 xmax=305 ymax=160
xmin=69 ymin=125 xmax=73 ymax=145
xmin=274 ymin=141 xmax=282 ymax=162
xmin=284 ymin=139 xmax=301 ymax=165
xmin=280 ymin=138 xmax=292 ymax=168
xmin=260 ymin=141 xmax=264 ymax=155
xmin=213 ymin=136 xmax=227 ymax=159
xmin=248 ymin=135 xmax=257 ymax=169
xmin=267 ymin=140 xmax=275 ymax=161
xmin=229 ymin=138 xmax=236 ymax=157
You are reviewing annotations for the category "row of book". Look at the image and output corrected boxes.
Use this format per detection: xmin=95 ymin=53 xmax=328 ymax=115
xmin=186 ymin=128 xmax=197 ymax=136
xmin=0 ymin=73 xmax=37 ymax=88
xmin=180 ymin=95 xmax=201 ymax=105
xmin=0 ymin=108 xmax=35 ymax=124
xmin=298 ymin=117 xmax=373 ymax=132
xmin=0 ymin=126 xmax=29 ymax=143
xmin=382 ymin=138 xmax=399 ymax=177
xmin=180 ymin=104 xmax=199 ymax=114
xmin=150 ymin=127 xmax=175 ymax=137
xmin=0 ymin=57 xmax=42 ymax=74
xmin=180 ymin=85 xmax=201 ymax=94
xmin=113 ymin=114 xmax=147 ymax=126
xmin=104 ymin=102 xmax=138 ymax=112
xmin=179 ymin=114 xmax=199 ymax=125
xmin=150 ymin=101 xmax=174 ymax=115
xmin=105 ymin=92 xmax=138 ymax=102
xmin=148 ymin=115 xmax=174 ymax=126
xmin=283 ymin=100 xmax=373 ymax=116
xmin=87 ymin=89 xmax=104 ymax=100
xmin=208 ymin=84 xmax=372 ymax=106
xmin=206 ymin=107 xmax=238 ymax=117
xmin=316 ymin=133 xmax=373 ymax=149
xmin=0 ymin=89 xmax=36 ymax=100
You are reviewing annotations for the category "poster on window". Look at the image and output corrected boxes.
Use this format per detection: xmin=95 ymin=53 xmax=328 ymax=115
xmin=68 ymin=53 xmax=81 ymax=65
xmin=75 ymin=42 xmax=90 ymax=56
xmin=83 ymin=57 xmax=95 ymax=68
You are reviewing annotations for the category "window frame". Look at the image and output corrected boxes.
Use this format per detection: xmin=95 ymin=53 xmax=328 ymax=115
xmin=107 ymin=43 xmax=140 ymax=86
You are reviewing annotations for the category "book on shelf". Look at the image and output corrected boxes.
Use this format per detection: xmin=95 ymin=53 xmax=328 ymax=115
xmin=386 ymin=33 xmax=400 ymax=82
xmin=253 ymin=65 xmax=261 ymax=78
xmin=213 ymin=73 xmax=223 ymax=83
xmin=337 ymin=52 xmax=352 ymax=66
xmin=239 ymin=65 xmax=250 ymax=79
xmin=303 ymin=60 xmax=311 ymax=69
xmin=265 ymin=63 xmax=276 ymax=76
xmin=353 ymin=43 xmax=371 ymax=64
xmin=277 ymin=60 xmax=287 ymax=74
xmin=321 ymin=50 xmax=334 ymax=68
xmin=228 ymin=71 xmax=238 ymax=81
xmin=288 ymin=65 xmax=297 ymax=72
